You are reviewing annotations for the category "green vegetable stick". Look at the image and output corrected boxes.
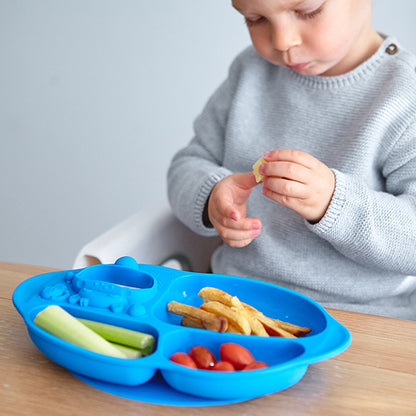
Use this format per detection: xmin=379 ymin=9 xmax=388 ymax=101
xmin=138 ymin=343 xmax=155 ymax=357
xmin=77 ymin=318 xmax=155 ymax=355
xmin=109 ymin=342 xmax=142 ymax=359
xmin=34 ymin=305 xmax=127 ymax=359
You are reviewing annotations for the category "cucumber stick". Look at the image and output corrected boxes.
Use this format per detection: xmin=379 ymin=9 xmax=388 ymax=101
xmin=34 ymin=305 xmax=128 ymax=359
xmin=77 ymin=318 xmax=155 ymax=355
xmin=109 ymin=342 xmax=142 ymax=359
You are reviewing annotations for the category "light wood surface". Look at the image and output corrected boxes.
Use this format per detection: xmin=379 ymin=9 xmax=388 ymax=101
xmin=2 ymin=262 xmax=415 ymax=415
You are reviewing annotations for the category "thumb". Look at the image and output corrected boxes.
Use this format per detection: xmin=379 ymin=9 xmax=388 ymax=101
xmin=234 ymin=172 xmax=260 ymax=191
xmin=228 ymin=172 xmax=261 ymax=215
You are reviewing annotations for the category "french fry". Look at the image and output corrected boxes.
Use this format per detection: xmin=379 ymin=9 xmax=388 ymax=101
xmin=180 ymin=316 xmax=204 ymax=329
xmin=254 ymin=314 xmax=296 ymax=338
xmin=198 ymin=288 xmax=248 ymax=333
xmin=226 ymin=322 xmax=243 ymax=334
xmin=198 ymin=287 xmax=234 ymax=306
xmin=167 ymin=301 xmax=228 ymax=332
xmin=179 ymin=286 xmax=311 ymax=338
xmin=200 ymin=301 xmax=251 ymax=335
xmin=230 ymin=296 xmax=269 ymax=337
xmin=180 ymin=315 xmax=243 ymax=334
xmin=271 ymin=318 xmax=311 ymax=337
xmin=240 ymin=303 xmax=295 ymax=338
xmin=198 ymin=286 xmax=311 ymax=338
xmin=242 ymin=303 xmax=310 ymax=337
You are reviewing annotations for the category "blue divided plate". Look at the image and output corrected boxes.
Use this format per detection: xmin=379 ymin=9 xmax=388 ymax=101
xmin=13 ymin=256 xmax=351 ymax=406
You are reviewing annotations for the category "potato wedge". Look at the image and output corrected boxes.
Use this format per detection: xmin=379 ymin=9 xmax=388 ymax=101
xmin=180 ymin=316 xmax=204 ymax=329
xmin=189 ymin=286 xmax=310 ymax=337
xmin=242 ymin=303 xmax=310 ymax=337
xmin=226 ymin=322 xmax=243 ymax=334
xmin=198 ymin=287 xmax=234 ymax=306
xmin=230 ymin=296 xmax=269 ymax=336
xmin=270 ymin=318 xmax=311 ymax=337
xmin=167 ymin=301 xmax=228 ymax=332
xmin=200 ymin=301 xmax=251 ymax=335
xmin=199 ymin=286 xmax=309 ymax=337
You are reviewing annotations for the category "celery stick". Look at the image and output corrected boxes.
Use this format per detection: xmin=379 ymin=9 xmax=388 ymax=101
xmin=138 ymin=343 xmax=155 ymax=357
xmin=77 ymin=318 xmax=155 ymax=355
xmin=34 ymin=305 xmax=127 ymax=359
xmin=109 ymin=342 xmax=142 ymax=359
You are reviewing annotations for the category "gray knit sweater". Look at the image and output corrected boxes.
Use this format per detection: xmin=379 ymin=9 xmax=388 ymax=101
xmin=167 ymin=36 xmax=416 ymax=320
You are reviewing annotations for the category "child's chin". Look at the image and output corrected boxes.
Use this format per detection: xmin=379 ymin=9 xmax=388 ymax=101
xmin=287 ymin=62 xmax=326 ymax=76
xmin=294 ymin=66 xmax=321 ymax=76
xmin=307 ymin=66 xmax=337 ymax=77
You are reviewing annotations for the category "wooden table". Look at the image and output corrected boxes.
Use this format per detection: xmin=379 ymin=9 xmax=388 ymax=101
xmin=2 ymin=262 xmax=416 ymax=415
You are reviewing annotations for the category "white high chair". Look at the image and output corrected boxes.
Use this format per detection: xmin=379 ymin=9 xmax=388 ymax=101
xmin=73 ymin=202 xmax=221 ymax=272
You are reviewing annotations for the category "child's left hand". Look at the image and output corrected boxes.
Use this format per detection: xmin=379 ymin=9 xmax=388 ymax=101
xmin=259 ymin=149 xmax=335 ymax=223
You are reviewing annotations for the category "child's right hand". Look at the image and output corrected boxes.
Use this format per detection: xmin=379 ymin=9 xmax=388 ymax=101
xmin=207 ymin=172 xmax=262 ymax=248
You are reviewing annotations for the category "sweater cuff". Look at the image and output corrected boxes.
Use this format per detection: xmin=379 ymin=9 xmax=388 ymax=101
xmin=305 ymin=169 xmax=347 ymax=234
xmin=194 ymin=167 xmax=232 ymax=235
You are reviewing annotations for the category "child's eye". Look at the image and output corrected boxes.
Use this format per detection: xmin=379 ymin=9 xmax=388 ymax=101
xmin=244 ymin=16 xmax=266 ymax=28
xmin=296 ymin=3 xmax=324 ymax=20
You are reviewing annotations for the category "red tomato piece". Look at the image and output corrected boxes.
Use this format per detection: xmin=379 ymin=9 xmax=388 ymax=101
xmin=242 ymin=361 xmax=269 ymax=371
xmin=169 ymin=352 xmax=197 ymax=369
xmin=188 ymin=345 xmax=217 ymax=369
xmin=219 ymin=343 xmax=255 ymax=370
xmin=212 ymin=361 xmax=236 ymax=371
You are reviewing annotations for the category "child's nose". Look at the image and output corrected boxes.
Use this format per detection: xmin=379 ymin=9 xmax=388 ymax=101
xmin=270 ymin=21 xmax=301 ymax=52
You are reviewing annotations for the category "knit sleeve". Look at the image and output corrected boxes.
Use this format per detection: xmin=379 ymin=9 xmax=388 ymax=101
xmin=167 ymin=55 xmax=246 ymax=236
xmin=306 ymin=120 xmax=416 ymax=275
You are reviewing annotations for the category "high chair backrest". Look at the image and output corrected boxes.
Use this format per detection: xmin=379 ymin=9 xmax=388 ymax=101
xmin=73 ymin=203 xmax=221 ymax=272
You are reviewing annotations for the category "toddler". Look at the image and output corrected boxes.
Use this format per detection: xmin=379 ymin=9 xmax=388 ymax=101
xmin=167 ymin=0 xmax=416 ymax=320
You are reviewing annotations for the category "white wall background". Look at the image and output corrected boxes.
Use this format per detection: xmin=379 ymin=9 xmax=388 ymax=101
xmin=1 ymin=0 xmax=416 ymax=269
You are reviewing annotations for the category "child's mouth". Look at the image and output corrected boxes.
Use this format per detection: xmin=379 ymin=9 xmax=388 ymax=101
xmin=286 ymin=62 xmax=310 ymax=71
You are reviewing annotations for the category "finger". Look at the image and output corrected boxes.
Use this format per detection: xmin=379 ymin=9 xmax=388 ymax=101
xmin=216 ymin=214 xmax=262 ymax=232
xmin=225 ymin=237 xmax=257 ymax=248
xmin=221 ymin=226 xmax=261 ymax=242
xmin=264 ymin=149 xmax=318 ymax=169
xmin=262 ymin=187 xmax=302 ymax=211
xmin=222 ymin=205 xmax=240 ymax=222
xmin=233 ymin=172 xmax=260 ymax=190
xmin=263 ymin=177 xmax=308 ymax=199
xmin=260 ymin=161 xmax=310 ymax=184
xmin=222 ymin=227 xmax=262 ymax=248
xmin=262 ymin=186 xmax=325 ymax=222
